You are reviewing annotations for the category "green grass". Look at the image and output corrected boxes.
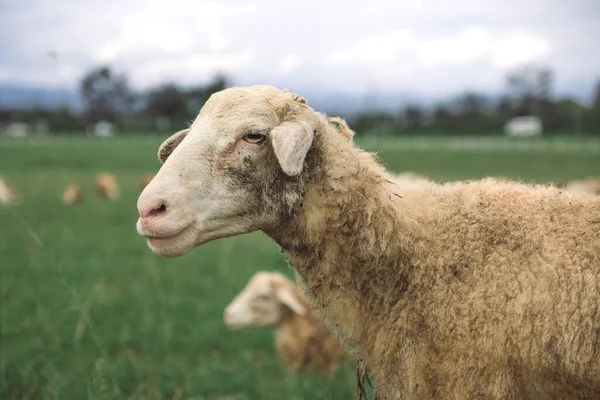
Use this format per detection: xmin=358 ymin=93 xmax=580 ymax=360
xmin=1 ymin=135 xmax=599 ymax=399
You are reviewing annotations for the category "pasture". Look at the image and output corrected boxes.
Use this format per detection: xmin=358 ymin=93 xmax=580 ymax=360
xmin=1 ymin=135 xmax=599 ymax=399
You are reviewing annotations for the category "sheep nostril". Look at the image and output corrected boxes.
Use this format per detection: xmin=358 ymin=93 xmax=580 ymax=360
xmin=140 ymin=202 xmax=167 ymax=219
xmin=150 ymin=203 xmax=167 ymax=216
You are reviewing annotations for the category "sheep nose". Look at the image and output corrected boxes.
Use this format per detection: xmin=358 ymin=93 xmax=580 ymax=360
xmin=224 ymin=308 xmax=232 ymax=322
xmin=138 ymin=200 xmax=167 ymax=219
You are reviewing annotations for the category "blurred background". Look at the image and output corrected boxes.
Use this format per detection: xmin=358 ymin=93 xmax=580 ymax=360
xmin=1 ymin=0 xmax=599 ymax=399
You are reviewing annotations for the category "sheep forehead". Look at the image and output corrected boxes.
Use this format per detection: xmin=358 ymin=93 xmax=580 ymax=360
xmin=246 ymin=273 xmax=276 ymax=294
xmin=195 ymin=86 xmax=305 ymax=129
xmin=245 ymin=272 xmax=291 ymax=297
xmin=208 ymin=85 xmax=286 ymax=106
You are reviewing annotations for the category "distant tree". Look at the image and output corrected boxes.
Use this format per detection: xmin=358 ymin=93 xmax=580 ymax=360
xmin=49 ymin=107 xmax=84 ymax=133
xmin=496 ymin=96 xmax=515 ymax=120
xmin=80 ymin=65 xmax=133 ymax=125
xmin=589 ymin=81 xmax=600 ymax=133
xmin=402 ymin=105 xmax=424 ymax=130
xmin=593 ymin=81 xmax=600 ymax=111
xmin=536 ymin=68 xmax=553 ymax=101
xmin=432 ymin=105 xmax=452 ymax=127
xmin=505 ymin=64 xmax=554 ymax=116
xmin=455 ymin=92 xmax=487 ymax=118
xmin=185 ymin=74 xmax=229 ymax=117
xmin=351 ymin=112 xmax=398 ymax=135
xmin=145 ymin=83 xmax=186 ymax=121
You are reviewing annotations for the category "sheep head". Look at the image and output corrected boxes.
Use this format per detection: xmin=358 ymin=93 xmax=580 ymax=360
xmin=224 ymin=271 xmax=307 ymax=329
xmin=136 ymin=85 xmax=319 ymax=257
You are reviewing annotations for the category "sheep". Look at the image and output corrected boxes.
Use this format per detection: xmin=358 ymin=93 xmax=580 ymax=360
xmin=141 ymin=173 xmax=156 ymax=191
xmin=62 ymin=183 xmax=84 ymax=205
xmin=95 ymin=173 xmax=119 ymax=200
xmin=136 ymin=86 xmax=600 ymax=399
xmin=0 ymin=176 xmax=19 ymax=205
xmin=224 ymin=271 xmax=347 ymax=376
xmin=564 ymin=176 xmax=600 ymax=195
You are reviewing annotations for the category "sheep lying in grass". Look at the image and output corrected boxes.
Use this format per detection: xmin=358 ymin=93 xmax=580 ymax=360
xmin=224 ymin=271 xmax=347 ymax=376
xmin=136 ymin=86 xmax=600 ymax=399
xmin=62 ymin=183 xmax=84 ymax=205
xmin=0 ymin=176 xmax=19 ymax=205
xmin=95 ymin=173 xmax=119 ymax=200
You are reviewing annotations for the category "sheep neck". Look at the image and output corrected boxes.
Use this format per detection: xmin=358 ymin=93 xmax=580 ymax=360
xmin=265 ymin=131 xmax=419 ymax=360
xmin=273 ymin=309 xmax=313 ymax=344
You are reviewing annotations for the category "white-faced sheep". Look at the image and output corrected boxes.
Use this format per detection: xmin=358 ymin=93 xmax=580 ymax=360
xmin=0 ymin=176 xmax=19 ymax=205
xmin=224 ymin=271 xmax=347 ymax=376
xmin=62 ymin=183 xmax=84 ymax=205
xmin=136 ymin=86 xmax=600 ymax=399
xmin=95 ymin=173 xmax=119 ymax=200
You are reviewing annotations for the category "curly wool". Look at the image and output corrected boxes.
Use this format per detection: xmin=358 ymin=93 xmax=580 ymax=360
xmin=264 ymin=110 xmax=600 ymax=399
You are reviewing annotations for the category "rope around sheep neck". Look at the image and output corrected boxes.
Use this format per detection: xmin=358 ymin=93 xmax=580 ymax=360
xmin=357 ymin=359 xmax=378 ymax=399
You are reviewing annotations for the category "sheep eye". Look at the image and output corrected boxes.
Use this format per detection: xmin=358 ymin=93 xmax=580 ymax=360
xmin=243 ymin=132 xmax=266 ymax=144
xmin=256 ymin=294 xmax=269 ymax=301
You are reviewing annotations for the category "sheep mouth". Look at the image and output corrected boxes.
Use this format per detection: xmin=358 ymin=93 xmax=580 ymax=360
xmin=143 ymin=222 xmax=198 ymax=255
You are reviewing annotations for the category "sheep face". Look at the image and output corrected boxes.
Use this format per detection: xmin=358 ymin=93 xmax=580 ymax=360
xmin=224 ymin=272 xmax=306 ymax=329
xmin=136 ymin=86 xmax=316 ymax=257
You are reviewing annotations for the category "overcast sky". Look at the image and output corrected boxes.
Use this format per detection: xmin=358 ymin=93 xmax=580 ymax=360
xmin=1 ymin=0 xmax=599 ymax=101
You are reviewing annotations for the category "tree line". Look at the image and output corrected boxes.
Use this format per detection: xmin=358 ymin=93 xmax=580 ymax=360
xmin=353 ymin=66 xmax=600 ymax=135
xmin=1 ymin=64 xmax=599 ymax=135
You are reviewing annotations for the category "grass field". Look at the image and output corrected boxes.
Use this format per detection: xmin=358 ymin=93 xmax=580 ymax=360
xmin=1 ymin=135 xmax=599 ymax=399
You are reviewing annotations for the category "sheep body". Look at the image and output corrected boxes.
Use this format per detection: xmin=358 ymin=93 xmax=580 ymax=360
xmin=95 ymin=173 xmax=119 ymax=200
xmin=564 ymin=176 xmax=600 ymax=195
xmin=224 ymin=271 xmax=347 ymax=375
xmin=0 ymin=176 xmax=18 ymax=205
xmin=137 ymin=86 xmax=600 ymax=399
xmin=275 ymin=119 xmax=600 ymax=399
xmin=62 ymin=183 xmax=84 ymax=205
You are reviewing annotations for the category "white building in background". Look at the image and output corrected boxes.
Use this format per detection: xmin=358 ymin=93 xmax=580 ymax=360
xmin=4 ymin=122 xmax=30 ymax=137
xmin=91 ymin=121 xmax=116 ymax=137
xmin=504 ymin=116 xmax=543 ymax=137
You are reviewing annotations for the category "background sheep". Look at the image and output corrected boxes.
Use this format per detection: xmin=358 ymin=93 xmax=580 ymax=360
xmin=224 ymin=271 xmax=347 ymax=376
xmin=95 ymin=173 xmax=119 ymax=200
xmin=137 ymin=86 xmax=600 ymax=399
xmin=140 ymin=173 xmax=155 ymax=191
xmin=563 ymin=176 xmax=600 ymax=195
xmin=62 ymin=183 xmax=84 ymax=205
xmin=0 ymin=176 xmax=19 ymax=206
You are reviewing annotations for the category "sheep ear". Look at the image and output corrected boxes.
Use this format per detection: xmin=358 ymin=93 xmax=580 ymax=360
xmin=270 ymin=121 xmax=314 ymax=176
xmin=158 ymin=128 xmax=190 ymax=163
xmin=276 ymin=286 xmax=306 ymax=316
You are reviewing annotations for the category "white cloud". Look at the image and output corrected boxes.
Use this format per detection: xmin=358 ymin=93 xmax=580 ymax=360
xmin=328 ymin=29 xmax=415 ymax=66
xmin=491 ymin=34 xmax=551 ymax=68
xmin=130 ymin=52 xmax=255 ymax=87
xmin=0 ymin=0 xmax=596 ymax=100
xmin=277 ymin=54 xmax=301 ymax=75
xmin=96 ymin=44 xmax=123 ymax=63
xmin=418 ymin=27 xmax=490 ymax=67
xmin=418 ymin=28 xmax=551 ymax=68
